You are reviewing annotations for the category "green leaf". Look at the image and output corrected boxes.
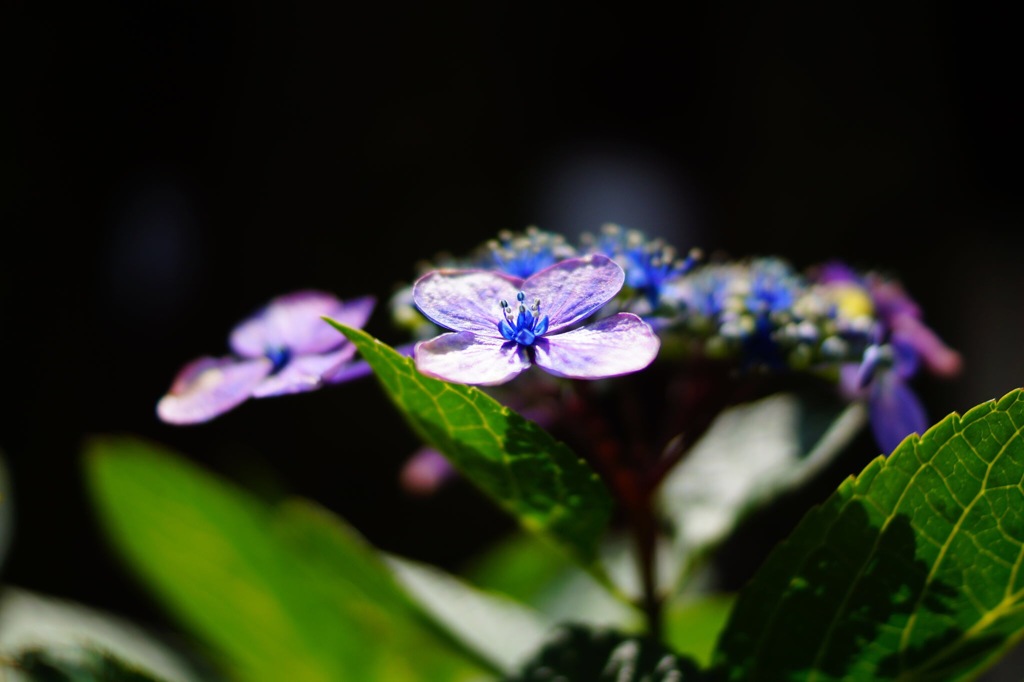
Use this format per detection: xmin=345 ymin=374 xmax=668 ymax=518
xmin=385 ymin=554 xmax=553 ymax=673
xmin=0 ymin=588 xmax=200 ymax=682
xmin=464 ymin=532 xmax=637 ymax=628
xmin=5 ymin=648 xmax=170 ymax=682
xmin=713 ymin=389 xmax=1024 ymax=681
xmin=329 ymin=323 xmax=614 ymax=573
xmin=505 ymin=625 xmax=705 ymax=681
xmin=659 ymin=391 xmax=865 ymax=592
xmin=85 ymin=437 xmax=485 ymax=682
xmin=464 ymin=532 xmax=575 ymax=606
xmin=662 ymin=595 xmax=735 ymax=668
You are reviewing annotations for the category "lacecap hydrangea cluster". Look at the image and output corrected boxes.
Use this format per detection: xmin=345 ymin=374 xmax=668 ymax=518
xmin=158 ymin=225 xmax=959 ymax=476
xmin=389 ymin=225 xmax=960 ymax=456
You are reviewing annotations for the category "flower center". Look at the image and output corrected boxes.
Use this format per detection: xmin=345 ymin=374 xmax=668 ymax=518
xmin=265 ymin=346 xmax=292 ymax=373
xmin=497 ymin=291 xmax=549 ymax=346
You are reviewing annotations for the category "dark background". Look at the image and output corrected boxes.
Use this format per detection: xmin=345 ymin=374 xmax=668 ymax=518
xmin=4 ymin=0 xmax=1024 ymax=669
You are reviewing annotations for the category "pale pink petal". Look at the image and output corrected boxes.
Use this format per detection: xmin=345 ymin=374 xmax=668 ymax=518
xmin=838 ymin=363 xmax=864 ymax=401
xmin=400 ymin=447 xmax=456 ymax=496
xmin=521 ymin=255 xmax=625 ymax=332
xmin=414 ymin=332 xmax=529 ymax=385
xmin=157 ymin=356 xmax=272 ymax=424
xmin=413 ymin=270 xmax=523 ymax=337
xmin=891 ymin=315 xmax=962 ymax=377
xmin=533 ymin=313 xmax=659 ymax=379
xmin=327 ymin=295 xmax=376 ymax=331
xmin=230 ymin=291 xmax=370 ymax=357
xmin=251 ymin=347 xmax=358 ymax=397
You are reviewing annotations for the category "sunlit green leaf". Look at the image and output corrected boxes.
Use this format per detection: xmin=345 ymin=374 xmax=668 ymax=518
xmin=660 ymin=391 xmax=865 ymax=592
xmin=464 ymin=532 xmax=574 ymax=606
xmin=386 ymin=555 xmax=553 ymax=673
xmin=662 ymin=595 xmax=735 ymax=668
xmin=329 ymin=323 xmax=614 ymax=574
xmin=714 ymin=389 xmax=1024 ymax=681
xmin=464 ymin=532 xmax=637 ymax=629
xmin=85 ymin=437 xmax=486 ymax=682
xmin=460 ymin=532 xmax=634 ymax=630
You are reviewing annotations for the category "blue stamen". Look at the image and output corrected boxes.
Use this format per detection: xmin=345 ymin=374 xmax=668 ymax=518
xmin=265 ymin=346 xmax=292 ymax=373
xmin=496 ymin=291 xmax=549 ymax=347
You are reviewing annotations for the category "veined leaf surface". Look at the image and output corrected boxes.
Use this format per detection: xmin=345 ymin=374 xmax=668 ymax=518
xmin=714 ymin=389 xmax=1024 ymax=681
xmin=330 ymin=323 xmax=614 ymax=573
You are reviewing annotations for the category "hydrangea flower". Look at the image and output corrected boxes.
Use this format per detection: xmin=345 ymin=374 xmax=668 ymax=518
xmin=390 ymin=228 xmax=575 ymax=338
xmin=583 ymin=224 xmax=700 ymax=310
xmin=847 ymin=342 xmax=929 ymax=454
xmin=412 ymin=255 xmax=660 ymax=385
xmin=819 ymin=263 xmax=961 ymax=453
xmin=157 ymin=291 xmax=374 ymax=424
xmin=668 ymin=258 xmax=815 ymax=368
xmin=481 ymin=227 xmax=576 ymax=278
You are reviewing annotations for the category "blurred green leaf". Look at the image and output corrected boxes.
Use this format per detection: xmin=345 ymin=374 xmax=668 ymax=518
xmin=505 ymin=624 xmax=705 ymax=681
xmin=464 ymin=533 xmax=637 ymax=629
xmin=86 ymin=437 xmax=486 ymax=682
xmin=4 ymin=648 xmax=169 ymax=682
xmin=0 ymin=588 xmax=200 ymax=682
xmin=660 ymin=391 xmax=865 ymax=592
xmin=329 ymin=323 xmax=614 ymax=575
xmin=714 ymin=389 xmax=1024 ymax=681
xmin=386 ymin=555 xmax=553 ymax=673
xmin=662 ymin=595 xmax=735 ymax=668
xmin=464 ymin=532 xmax=573 ymax=606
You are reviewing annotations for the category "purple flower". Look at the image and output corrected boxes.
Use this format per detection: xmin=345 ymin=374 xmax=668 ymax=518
xmin=482 ymin=227 xmax=576 ymax=278
xmin=841 ymin=342 xmax=929 ymax=454
xmin=584 ymin=224 xmax=700 ymax=311
xmin=823 ymin=263 xmax=962 ymax=453
xmin=412 ymin=255 xmax=660 ymax=385
xmin=157 ymin=291 xmax=374 ymax=424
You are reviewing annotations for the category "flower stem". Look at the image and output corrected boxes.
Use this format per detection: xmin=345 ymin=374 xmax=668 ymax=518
xmin=629 ymin=493 xmax=663 ymax=640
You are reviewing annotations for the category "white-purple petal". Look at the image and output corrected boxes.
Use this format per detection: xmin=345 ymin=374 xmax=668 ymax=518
xmin=230 ymin=291 xmax=368 ymax=357
xmin=522 ymin=255 xmax=625 ymax=332
xmin=322 ymin=359 xmax=372 ymax=384
xmin=251 ymin=346 xmax=358 ymax=398
xmin=414 ymin=331 xmax=530 ymax=385
xmin=413 ymin=270 xmax=524 ymax=337
xmin=322 ymin=341 xmax=415 ymax=385
xmin=156 ymin=356 xmax=272 ymax=424
xmin=869 ymin=372 xmax=928 ymax=454
xmin=533 ymin=313 xmax=660 ymax=379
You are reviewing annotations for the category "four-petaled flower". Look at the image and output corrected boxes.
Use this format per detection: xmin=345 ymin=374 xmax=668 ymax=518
xmin=412 ymin=255 xmax=660 ymax=385
xmin=157 ymin=291 xmax=374 ymax=424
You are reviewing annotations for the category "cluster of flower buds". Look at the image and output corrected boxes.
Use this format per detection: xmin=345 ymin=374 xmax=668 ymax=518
xmin=479 ymin=227 xmax=577 ymax=279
